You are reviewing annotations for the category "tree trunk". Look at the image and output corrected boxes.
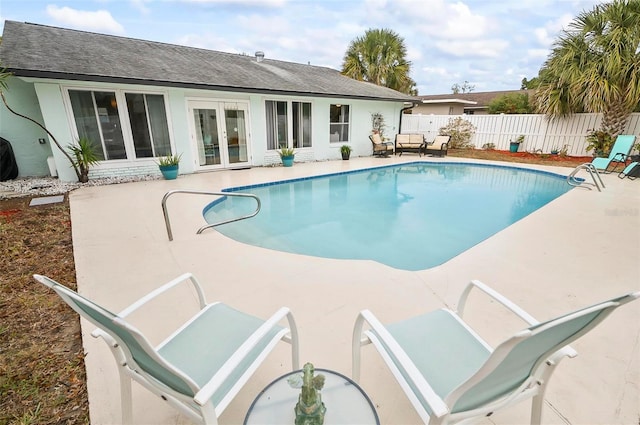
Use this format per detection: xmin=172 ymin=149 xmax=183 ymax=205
xmin=600 ymin=100 xmax=631 ymax=138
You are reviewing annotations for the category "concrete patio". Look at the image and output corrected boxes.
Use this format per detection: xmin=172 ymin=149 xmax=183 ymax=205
xmin=68 ymin=155 xmax=639 ymax=424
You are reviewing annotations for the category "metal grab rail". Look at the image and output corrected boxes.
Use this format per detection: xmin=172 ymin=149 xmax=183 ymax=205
xmin=567 ymin=163 xmax=605 ymax=192
xmin=162 ymin=190 xmax=261 ymax=241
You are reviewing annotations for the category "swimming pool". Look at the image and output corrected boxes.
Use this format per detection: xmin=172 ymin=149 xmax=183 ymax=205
xmin=203 ymin=162 xmax=572 ymax=271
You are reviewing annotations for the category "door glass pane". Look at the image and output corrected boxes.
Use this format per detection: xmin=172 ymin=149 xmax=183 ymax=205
xmin=225 ymin=108 xmax=248 ymax=164
xmin=68 ymin=90 xmax=105 ymax=160
xmin=94 ymin=91 xmax=126 ymax=160
xmin=193 ymin=108 xmax=220 ymax=166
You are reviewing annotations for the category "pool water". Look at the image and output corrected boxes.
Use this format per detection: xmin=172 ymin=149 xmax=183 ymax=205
xmin=204 ymin=163 xmax=572 ymax=271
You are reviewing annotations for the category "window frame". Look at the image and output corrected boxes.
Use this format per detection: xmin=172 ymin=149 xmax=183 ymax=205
xmin=63 ymin=86 xmax=175 ymax=162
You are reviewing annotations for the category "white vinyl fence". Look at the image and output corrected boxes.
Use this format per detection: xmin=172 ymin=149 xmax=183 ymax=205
xmin=401 ymin=113 xmax=640 ymax=156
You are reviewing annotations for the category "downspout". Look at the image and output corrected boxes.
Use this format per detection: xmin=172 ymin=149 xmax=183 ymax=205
xmin=399 ymin=101 xmax=419 ymax=133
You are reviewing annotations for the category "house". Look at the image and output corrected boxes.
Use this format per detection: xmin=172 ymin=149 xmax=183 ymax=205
xmin=410 ymin=90 xmax=532 ymax=115
xmin=0 ymin=21 xmax=415 ymax=182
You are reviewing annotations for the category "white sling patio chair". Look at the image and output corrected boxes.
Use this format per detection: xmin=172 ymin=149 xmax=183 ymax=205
xmin=34 ymin=273 xmax=300 ymax=425
xmin=352 ymin=280 xmax=639 ymax=425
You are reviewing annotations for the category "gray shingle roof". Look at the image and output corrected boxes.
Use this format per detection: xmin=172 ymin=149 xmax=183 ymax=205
xmin=0 ymin=21 xmax=415 ymax=102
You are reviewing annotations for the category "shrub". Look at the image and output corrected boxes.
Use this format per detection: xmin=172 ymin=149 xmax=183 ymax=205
xmin=439 ymin=117 xmax=476 ymax=149
xmin=482 ymin=143 xmax=495 ymax=150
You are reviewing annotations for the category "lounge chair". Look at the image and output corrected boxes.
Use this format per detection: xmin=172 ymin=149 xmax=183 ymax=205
xmin=395 ymin=134 xmax=426 ymax=156
xmin=369 ymin=133 xmax=394 ymax=157
xmin=424 ymin=135 xmax=450 ymax=157
xmin=352 ymin=280 xmax=639 ymax=425
xmin=618 ymin=161 xmax=640 ymax=180
xmin=591 ymin=134 xmax=636 ymax=173
xmin=34 ymin=273 xmax=300 ymax=425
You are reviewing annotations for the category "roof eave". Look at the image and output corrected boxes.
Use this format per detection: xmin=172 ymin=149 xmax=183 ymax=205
xmin=421 ymin=99 xmax=478 ymax=105
xmin=9 ymin=69 xmax=413 ymax=102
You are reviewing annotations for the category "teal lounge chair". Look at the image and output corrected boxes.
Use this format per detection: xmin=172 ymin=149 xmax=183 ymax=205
xmin=352 ymin=280 xmax=639 ymax=425
xmin=591 ymin=134 xmax=636 ymax=173
xmin=618 ymin=161 xmax=639 ymax=180
xmin=34 ymin=273 xmax=300 ymax=425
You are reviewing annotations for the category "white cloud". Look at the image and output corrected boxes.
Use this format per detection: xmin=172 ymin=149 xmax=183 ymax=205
xmin=421 ymin=66 xmax=450 ymax=77
xmin=527 ymin=48 xmax=550 ymax=60
xmin=46 ymin=5 xmax=125 ymax=34
xmin=392 ymin=0 xmax=489 ymax=40
xmin=435 ymin=39 xmax=509 ymax=58
xmin=130 ymin=0 xmax=151 ymax=15
xmin=533 ymin=13 xmax=574 ymax=47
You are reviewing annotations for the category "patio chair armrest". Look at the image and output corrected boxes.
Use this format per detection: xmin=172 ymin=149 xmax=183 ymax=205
xmin=356 ymin=310 xmax=449 ymax=418
xmin=118 ymin=273 xmax=208 ymax=317
xmin=193 ymin=306 xmax=296 ymax=406
xmin=457 ymin=280 xmax=539 ymax=325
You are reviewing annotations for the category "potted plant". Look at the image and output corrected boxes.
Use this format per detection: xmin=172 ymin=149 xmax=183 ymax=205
xmin=509 ymin=135 xmax=524 ymax=153
xmin=340 ymin=145 xmax=352 ymax=160
xmin=585 ymin=130 xmax=613 ymax=157
xmin=277 ymin=146 xmax=295 ymax=167
xmin=157 ymin=154 xmax=181 ymax=180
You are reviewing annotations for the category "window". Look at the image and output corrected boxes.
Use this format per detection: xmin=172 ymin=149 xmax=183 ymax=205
xmin=292 ymin=102 xmax=312 ymax=148
xmin=126 ymin=93 xmax=171 ymax=158
xmin=266 ymin=101 xmax=288 ymax=150
xmin=68 ymin=89 xmax=172 ymax=161
xmin=265 ymin=100 xmax=312 ymax=150
xmin=329 ymin=104 xmax=349 ymax=143
xmin=69 ymin=90 xmax=125 ymax=160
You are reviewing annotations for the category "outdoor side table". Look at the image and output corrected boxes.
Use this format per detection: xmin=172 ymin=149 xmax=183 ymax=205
xmin=244 ymin=368 xmax=379 ymax=425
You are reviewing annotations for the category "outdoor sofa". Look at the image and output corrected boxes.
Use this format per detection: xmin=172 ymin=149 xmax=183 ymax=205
xmin=395 ymin=134 xmax=425 ymax=156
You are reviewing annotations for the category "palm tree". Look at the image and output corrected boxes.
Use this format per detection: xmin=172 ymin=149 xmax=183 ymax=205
xmin=341 ymin=28 xmax=417 ymax=95
xmin=533 ymin=0 xmax=640 ymax=137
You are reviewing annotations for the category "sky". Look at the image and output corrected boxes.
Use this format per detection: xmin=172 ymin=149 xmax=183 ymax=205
xmin=0 ymin=0 xmax=605 ymax=95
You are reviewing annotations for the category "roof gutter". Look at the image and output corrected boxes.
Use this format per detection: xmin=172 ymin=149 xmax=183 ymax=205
xmin=8 ymin=69 xmax=415 ymax=103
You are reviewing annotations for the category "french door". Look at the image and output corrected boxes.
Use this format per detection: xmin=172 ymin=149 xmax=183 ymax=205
xmin=188 ymin=100 xmax=250 ymax=169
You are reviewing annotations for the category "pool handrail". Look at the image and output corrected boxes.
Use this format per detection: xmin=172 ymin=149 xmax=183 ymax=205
xmin=162 ymin=190 xmax=261 ymax=241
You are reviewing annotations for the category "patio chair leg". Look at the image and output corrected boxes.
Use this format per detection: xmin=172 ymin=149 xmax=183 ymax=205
xmin=119 ymin=371 xmax=133 ymax=424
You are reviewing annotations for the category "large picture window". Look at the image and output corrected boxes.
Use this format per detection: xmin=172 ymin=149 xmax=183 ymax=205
xmin=68 ymin=89 xmax=172 ymax=161
xmin=330 ymin=104 xmax=350 ymax=143
xmin=265 ymin=100 xmax=312 ymax=150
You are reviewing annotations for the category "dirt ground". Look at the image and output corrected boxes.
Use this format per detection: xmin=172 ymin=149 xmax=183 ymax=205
xmin=0 ymin=196 xmax=89 ymax=425
xmin=0 ymin=149 xmax=592 ymax=424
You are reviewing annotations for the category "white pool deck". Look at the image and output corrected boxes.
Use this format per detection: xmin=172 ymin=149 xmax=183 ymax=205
xmin=69 ymin=155 xmax=639 ymax=425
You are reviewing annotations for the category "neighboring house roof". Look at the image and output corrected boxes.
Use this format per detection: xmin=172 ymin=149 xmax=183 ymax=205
xmin=0 ymin=21 xmax=415 ymax=102
xmin=417 ymin=89 xmax=532 ymax=110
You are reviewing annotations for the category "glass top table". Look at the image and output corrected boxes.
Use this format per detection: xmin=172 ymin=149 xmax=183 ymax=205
xmin=244 ymin=368 xmax=379 ymax=425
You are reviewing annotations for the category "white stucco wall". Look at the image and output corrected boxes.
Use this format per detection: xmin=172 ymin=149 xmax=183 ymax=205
xmin=18 ymin=76 xmax=406 ymax=181
xmin=0 ymin=77 xmax=53 ymax=177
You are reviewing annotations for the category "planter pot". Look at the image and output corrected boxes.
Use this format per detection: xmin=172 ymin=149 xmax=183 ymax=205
xmin=509 ymin=143 xmax=520 ymax=153
xmin=341 ymin=152 xmax=350 ymax=160
xmin=281 ymin=155 xmax=294 ymax=167
xmin=159 ymin=165 xmax=179 ymax=180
